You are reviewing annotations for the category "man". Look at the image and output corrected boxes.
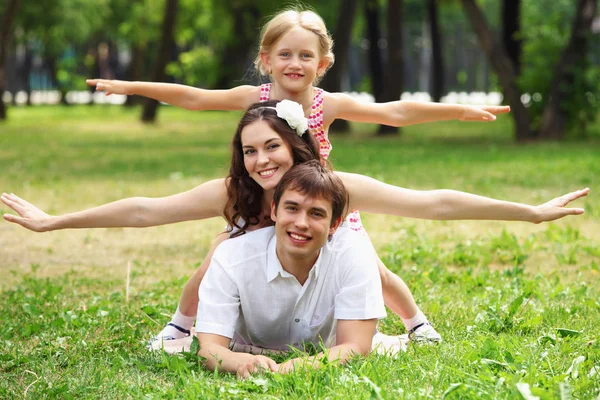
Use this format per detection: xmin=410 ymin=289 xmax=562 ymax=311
xmin=195 ymin=161 xmax=388 ymax=378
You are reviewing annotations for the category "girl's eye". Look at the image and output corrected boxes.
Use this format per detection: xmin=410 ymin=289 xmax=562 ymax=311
xmin=243 ymin=149 xmax=255 ymax=155
xmin=301 ymin=53 xmax=312 ymax=59
xmin=268 ymin=143 xmax=280 ymax=150
xmin=280 ymin=52 xmax=290 ymax=57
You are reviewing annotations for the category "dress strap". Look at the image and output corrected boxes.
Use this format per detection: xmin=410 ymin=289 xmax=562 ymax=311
xmin=259 ymin=83 xmax=271 ymax=102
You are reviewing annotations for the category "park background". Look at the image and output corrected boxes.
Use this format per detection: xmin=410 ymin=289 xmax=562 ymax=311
xmin=1 ymin=0 xmax=599 ymax=398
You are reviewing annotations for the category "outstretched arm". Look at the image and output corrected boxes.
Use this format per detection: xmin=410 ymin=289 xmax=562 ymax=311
xmin=327 ymin=92 xmax=510 ymax=126
xmin=85 ymin=79 xmax=258 ymax=111
xmin=1 ymin=178 xmax=228 ymax=232
xmin=337 ymin=172 xmax=588 ymax=223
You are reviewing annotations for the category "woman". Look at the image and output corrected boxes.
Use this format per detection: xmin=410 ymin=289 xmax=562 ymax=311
xmin=2 ymin=101 xmax=588 ymax=348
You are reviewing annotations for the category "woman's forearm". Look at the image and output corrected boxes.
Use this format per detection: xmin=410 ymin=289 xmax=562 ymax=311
xmin=435 ymin=189 xmax=536 ymax=222
xmin=46 ymin=197 xmax=166 ymax=231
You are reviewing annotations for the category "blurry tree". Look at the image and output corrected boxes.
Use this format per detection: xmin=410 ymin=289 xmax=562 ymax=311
xmin=427 ymin=0 xmax=444 ymax=102
xmin=364 ymin=0 xmax=385 ymax=104
xmin=502 ymin=0 xmax=521 ymax=74
xmin=462 ymin=0 xmax=598 ymax=140
xmin=378 ymin=0 xmax=404 ymax=135
xmin=15 ymin=0 xmax=110 ymax=104
xmin=535 ymin=0 xmax=598 ymax=138
xmin=321 ymin=0 xmax=359 ymax=134
xmin=0 ymin=0 xmax=20 ymax=120
xmin=106 ymin=0 xmax=164 ymax=106
xmin=142 ymin=0 xmax=179 ymax=122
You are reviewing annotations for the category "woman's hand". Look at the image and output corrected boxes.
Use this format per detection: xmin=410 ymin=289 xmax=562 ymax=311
xmin=86 ymin=79 xmax=133 ymax=96
xmin=532 ymin=188 xmax=589 ymax=223
xmin=236 ymin=355 xmax=278 ymax=379
xmin=459 ymin=105 xmax=511 ymax=122
xmin=2 ymin=193 xmax=53 ymax=232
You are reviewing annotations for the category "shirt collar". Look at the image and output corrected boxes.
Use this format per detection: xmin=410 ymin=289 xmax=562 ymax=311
xmin=266 ymin=234 xmax=324 ymax=283
xmin=266 ymin=234 xmax=285 ymax=282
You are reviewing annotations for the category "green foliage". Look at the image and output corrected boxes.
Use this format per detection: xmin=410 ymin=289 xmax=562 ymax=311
xmin=520 ymin=0 xmax=600 ymax=137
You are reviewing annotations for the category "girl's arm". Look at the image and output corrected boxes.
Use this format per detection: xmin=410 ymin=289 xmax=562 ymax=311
xmin=326 ymin=92 xmax=510 ymax=126
xmin=1 ymin=179 xmax=228 ymax=232
xmin=86 ymin=79 xmax=258 ymax=111
xmin=337 ymin=172 xmax=588 ymax=223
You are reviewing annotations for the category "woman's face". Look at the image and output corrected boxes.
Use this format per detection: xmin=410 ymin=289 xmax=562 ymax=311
xmin=241 ymin=120 xmax=294 ymax=192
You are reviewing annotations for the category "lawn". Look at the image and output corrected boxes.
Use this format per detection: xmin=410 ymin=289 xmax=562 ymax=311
xmin=1 ymin=105 xmax=599 ymax=399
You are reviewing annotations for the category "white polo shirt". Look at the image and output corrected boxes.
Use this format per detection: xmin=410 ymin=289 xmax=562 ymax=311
xmin=196 ymin=225 xmax=386 ymax=351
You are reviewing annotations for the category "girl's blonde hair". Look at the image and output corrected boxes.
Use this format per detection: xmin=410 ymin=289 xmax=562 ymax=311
xmin=254 ymin=9 xmax=335 ymax=83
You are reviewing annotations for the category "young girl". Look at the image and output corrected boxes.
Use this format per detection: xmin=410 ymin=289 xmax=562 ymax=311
xmin=3 ymin=101 xmax=587 ymax=357
xmin=86 ymin=8 xmax=511 ymax=344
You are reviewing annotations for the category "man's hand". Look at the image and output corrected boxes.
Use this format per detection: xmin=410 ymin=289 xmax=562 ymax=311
xmin=236 ymin=355 xmax=278 ymax=379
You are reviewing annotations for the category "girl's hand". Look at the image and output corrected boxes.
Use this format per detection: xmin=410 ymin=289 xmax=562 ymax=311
xmin=459 ymin=105 xmax=511 ymax=122
xmin=236 ymin=355 xmax=278 ymax=379
xmin=532 ymin=188 xmax=589 ymax=223
xmin=1 ymin=193 xmax=53 ymax=232
xmin=86 ymin=79 xmax=133 ymax=96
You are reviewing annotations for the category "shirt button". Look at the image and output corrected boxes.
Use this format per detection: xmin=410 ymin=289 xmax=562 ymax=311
xmin=294 ymin=318 xmax=300 ymax=323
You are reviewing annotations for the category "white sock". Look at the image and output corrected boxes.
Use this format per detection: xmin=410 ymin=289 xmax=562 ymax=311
xmin=156 ymin=308 xmax=195 ymax=339
xmin=401 ymin=309 xmax=428 ymax=331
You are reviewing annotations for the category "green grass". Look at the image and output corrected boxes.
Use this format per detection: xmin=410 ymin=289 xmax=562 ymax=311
xmin=1 ymin=105 xmax=599 ymax=399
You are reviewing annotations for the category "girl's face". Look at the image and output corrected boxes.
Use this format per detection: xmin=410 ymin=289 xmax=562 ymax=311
xmin=262 ymin=27 xmax=329 ymax=92
xmin=241 ymin=120 xmax=294 ymax=192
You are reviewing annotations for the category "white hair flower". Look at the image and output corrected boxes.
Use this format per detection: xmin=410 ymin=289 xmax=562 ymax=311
xmin=275 ymin=100 xmax=309 ymax=136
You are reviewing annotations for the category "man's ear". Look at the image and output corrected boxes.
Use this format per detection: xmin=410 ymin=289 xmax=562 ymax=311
xmin=270 ymin=200 xmax=277 ymax=223
xmin=260 ymin=51 xmax=271 ymax=74
xmin=328 ymin=216 xmax=343 ymax=236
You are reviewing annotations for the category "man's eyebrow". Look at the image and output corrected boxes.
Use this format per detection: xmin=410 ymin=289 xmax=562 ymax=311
xmin=311 ymin=206 xmax=328 ymax=215
xmin=283 ymin=200 xmax=299 ymax=206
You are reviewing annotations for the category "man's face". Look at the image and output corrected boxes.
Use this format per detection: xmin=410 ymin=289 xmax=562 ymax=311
xmin=271 ymin=188 xmax=340 ymax=262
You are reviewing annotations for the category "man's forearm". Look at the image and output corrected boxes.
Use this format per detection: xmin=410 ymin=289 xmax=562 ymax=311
xmin=198 ymin=343 xmax=257 ymax=374
xmin=281 ymin=342 xmax=364 ymax=372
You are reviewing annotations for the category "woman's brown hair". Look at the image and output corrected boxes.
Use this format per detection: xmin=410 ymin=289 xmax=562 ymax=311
xmin=224 ymin=100 xmax=324 ymax=237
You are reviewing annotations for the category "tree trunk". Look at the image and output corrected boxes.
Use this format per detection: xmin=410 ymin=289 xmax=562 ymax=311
xmin=320 ymin=0 xmax=359 ymax=134
xmin=142 ymin=0 xmax=179 ymax=123
xmin=125 ymin=44 xmax=144 ymax=107
xmin=0 ymin=0 xmax=20 ymax=120
xmin=46 ymin=55 xmax=69 ymax=105
xmin=502 ymin=0 xmax=522 ymax=75
xmin=214 ymin=4 xmax=261 ymax=89
xmin=364 ymin=0 xmax=385 ymax=103
xmin=378 ymin=0 xmax=404 ymax=135
xmin=539 ymin=0 xmax=597 ymax=139
xmin=428 ymin=0 xmax=444 ymax=102
xmin=461 ymin=0 xmax=533 ymax=141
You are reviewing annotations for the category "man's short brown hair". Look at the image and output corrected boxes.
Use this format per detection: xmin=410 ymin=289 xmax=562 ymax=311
xmin=273 ymin=160 xmax=349 ymax=225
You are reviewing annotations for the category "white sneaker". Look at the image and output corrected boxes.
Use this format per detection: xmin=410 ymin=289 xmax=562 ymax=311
xmin=408 ymin=322 xmax=442 ymax=343
xmin=147 ymin=323 xmax=192 ymax=354
xmin=372 ymin=332 xmax=408 ymax=356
